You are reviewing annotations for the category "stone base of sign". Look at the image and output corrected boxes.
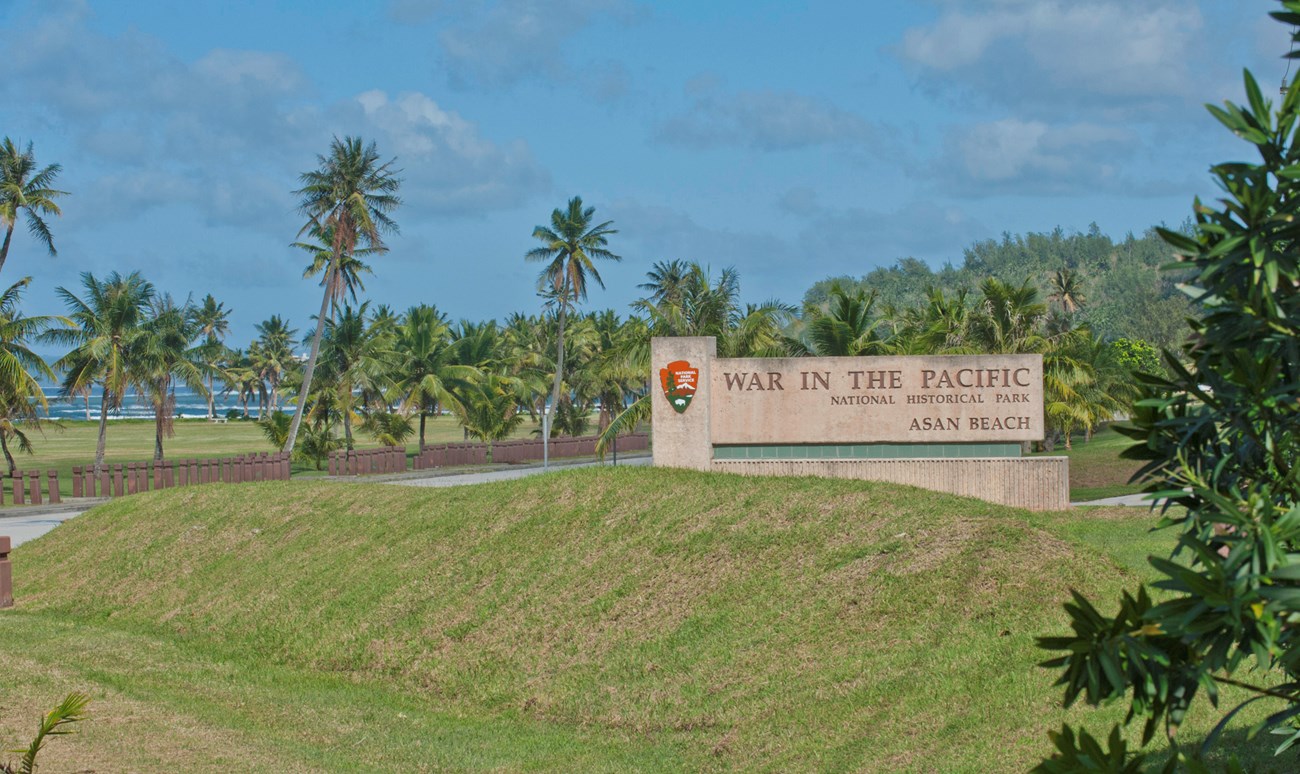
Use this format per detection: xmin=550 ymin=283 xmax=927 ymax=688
xmin=711 ymin=457 xmax=1070 ymax=511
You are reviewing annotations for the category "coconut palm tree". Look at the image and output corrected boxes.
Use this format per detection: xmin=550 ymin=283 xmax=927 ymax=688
xmin=253 ymin=315 xmax=297 ymax=412
xmin=192 ymin=294 xmax=231 ymax=419
xmin=314 ymin=302 xmax=395 ymax=450
xmin=452 ymin=372 xmax=525 ymax=462
xmin=294 ymin=222 xmax=380 ymax=319
xmin=1047 ymin=268 xmax=1087 ymax=314
xmin=804 ymin=285 xmax=888 ymax=357
xmin=0 ymin=277 xmax=69 ymax=474
xmin=51 ymin=271 xmax=155 ymax=471
xmin=133 ymin=294 xmax=207 ymax=460
xmin=525 ymin=196 xmax=620 ymax=444
xmin=284 ymin=136 xmax=401 ymax=454
xmin=0 ymin=138 xmax=68 ymax=277
xmin=390 ymin=304 xmax=476 ymax=448
xmin=638 ymin=259 xmax=691 ymax=307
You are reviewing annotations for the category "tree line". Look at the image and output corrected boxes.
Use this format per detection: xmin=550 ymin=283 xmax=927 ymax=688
xmin=0 ymin=134 xmax=1168 ymax=474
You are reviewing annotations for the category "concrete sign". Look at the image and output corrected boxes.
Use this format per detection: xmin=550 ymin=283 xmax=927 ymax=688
xmin=650 ymin=336 xmax=1067 ymax=511
xmin=710 ymin=354 xmax=1043 ymax=444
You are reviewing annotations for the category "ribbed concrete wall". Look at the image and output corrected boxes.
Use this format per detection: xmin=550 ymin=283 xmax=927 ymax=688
xmin=711 ymin=457 xmax=1070 ymax=511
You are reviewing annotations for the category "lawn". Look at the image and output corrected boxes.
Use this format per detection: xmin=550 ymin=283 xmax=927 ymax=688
xmin=1034 ymin=424 xmax=1148 ymax=502
xmin=0 ymin=468 xmax=1289 ymax=772
xmin=9 ymin=415 xmax=552 ymax=499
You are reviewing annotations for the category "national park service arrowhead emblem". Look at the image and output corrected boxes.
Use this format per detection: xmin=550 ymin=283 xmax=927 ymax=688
xmin=659 ymin=360 xmax=699 ymax=414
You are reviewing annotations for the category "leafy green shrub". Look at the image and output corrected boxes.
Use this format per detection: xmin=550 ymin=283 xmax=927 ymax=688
xmin=1037 ymin=3 xmax=1300 ymax=769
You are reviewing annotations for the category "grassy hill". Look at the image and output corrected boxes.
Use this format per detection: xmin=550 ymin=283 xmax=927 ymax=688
xmin=0 ymin=469 xmax=1285 ymax=771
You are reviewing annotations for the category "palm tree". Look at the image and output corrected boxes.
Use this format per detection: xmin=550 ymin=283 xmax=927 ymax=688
xmin=452 ymin=373 xmax=525 ymax=462
xmin=970 ymin=277 xmax=1049 ymax=355
xmin=391 ymin=304 xmax=476 ymax=448
xmin=0 ymin=277 xmax=69 ymax=474
xmin=294 ymin=222 xmax=380 ymax=319
xmin=51 ymin=271 xmax=155 ymax=471
xmin=284 ymin=136 xmax=401 ymax=454
xmin=252 ymin=315 xmax=297 ymax=412
xmin=0 ymin=138 xmax=68 ymax=276
xmin=804 ymin=285 xmax=887 ymax=356
xmin=525 ymin=196 xmax=620 ymax=448
xmin=1047 ymin=268 xmax=1087 ymax=314
xmin=133 ymin=295 xmax=207 ymax=460
xmin=192 ymin=294 xmax=231 ymax=419
xmin=313 ymin=302 xmax=395 ymax=450
xmin=638 ymin=259 xmax=691 ymax=307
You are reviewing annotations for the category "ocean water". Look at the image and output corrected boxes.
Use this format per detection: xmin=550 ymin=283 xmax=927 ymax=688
xmin=42 ymin=386 xmax=265 ymax=421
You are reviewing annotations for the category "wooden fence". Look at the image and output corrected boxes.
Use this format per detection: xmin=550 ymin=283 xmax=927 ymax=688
xmin=328 ymin=447 xmax=407 ymax=476
xmin=2 ymin=470 xmax=63 ymax=506
xmin=68 ymin=453 xmax=291 ymax=500
xmin=413 ymin=433 xmax=649 ymax=471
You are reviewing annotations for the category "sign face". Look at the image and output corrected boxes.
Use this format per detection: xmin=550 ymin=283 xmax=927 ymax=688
xmin=659 ymin=359 xmax=700 ymax=414
xmin=709 ymin=354 xmax=1043 ymax=444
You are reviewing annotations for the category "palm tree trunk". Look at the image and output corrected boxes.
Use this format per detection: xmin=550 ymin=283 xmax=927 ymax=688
xmin=95 ymin=387 xmax=110 ymax=473
xmin=207 ymin=374 xmax=215 ymax=419
xmin=154 ymin=411 xmax=165 ymax=461
xmin=284 ymin=265 xmax=337 ymax=453
xmin=343 ymin=403 xmax=355 ymax=451
xmin=83 ymin=392 xmax=91 ymax=421
xmin=241 ymin=394 xmax=249 ymax=419
xmin=1 ymin=433 xmax=15 ymax=477
xmin=419 ymin=412 xmax=426 ymax=449
xmin=0 ymin=223 xmax=13 ymax=277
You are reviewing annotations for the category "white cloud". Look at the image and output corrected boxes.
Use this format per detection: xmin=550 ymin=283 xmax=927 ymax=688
xmin=0 ymin=6 xmax=551 ymax=227
xmin=941 ymin=118 xmax=1138 ymax=194
xmin=900 ymin=0 xmax=1205 ymax=112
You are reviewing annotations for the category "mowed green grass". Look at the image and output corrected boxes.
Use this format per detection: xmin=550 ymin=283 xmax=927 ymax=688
xmin=13 ymin=415 xmax=550 ymax=498
xmin=1 ymin=469 xmax=1289 ymax=771
xmin=1035 ymin=424 xmax=1148 ymax=501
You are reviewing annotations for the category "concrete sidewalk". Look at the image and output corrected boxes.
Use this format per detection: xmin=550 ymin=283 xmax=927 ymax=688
xmin=0 ymin=500 xmax=104 ymax=548
xmin=1072 ymin=493 xmax=1157 ymax=507
xmin=390 ymin=455 xmax=650 ymax=488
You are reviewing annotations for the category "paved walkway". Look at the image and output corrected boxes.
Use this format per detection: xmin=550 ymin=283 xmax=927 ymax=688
xmin=1072 ymin=493 xmax=1156 ymax=507
xmin=390 ymin=456 xmax=650 ymax=489
xmin=0 ymin=503 xmax=101 ymax=548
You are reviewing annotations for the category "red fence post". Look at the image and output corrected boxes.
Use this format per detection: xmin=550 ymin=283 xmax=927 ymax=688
xmin=12 ymin=471 xmax=23 ymax=505
xmin=112 ymin=464 xmax=125 ymax=497
xmin=47 ymin=470 xmax=61 ymax=505
xmin=0 ymin=536 xmax=11 ymax=608
xmin=126 ymin=463 xmax=138 ymax=495
xmin=27 ymin=471 xmax=41 ymax=505
xmin=72 ymin=466 xmax=83 ymax=499
xmin=98 ymin=466 xmax=110 ymax=498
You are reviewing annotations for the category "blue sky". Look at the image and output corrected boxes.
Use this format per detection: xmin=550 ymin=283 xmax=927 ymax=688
xmin=0 ymin=0 xmax=1290 ymax=349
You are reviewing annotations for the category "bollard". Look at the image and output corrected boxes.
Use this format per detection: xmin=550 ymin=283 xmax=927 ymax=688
xmin=0 ymin=536 xmax=11 ymax=608
xmin=27 ymin=471 xmax=40 ymax=505
xmin=72 ymin=466 xmax=83 ymax=499
xmin=12 ymin=471 xmax=24 ymax=506
xmin=46 ymin=470 xmax=60 ymax=505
